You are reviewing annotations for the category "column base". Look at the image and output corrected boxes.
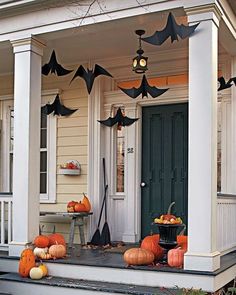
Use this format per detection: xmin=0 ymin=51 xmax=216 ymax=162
xmin=122 ymin=233 xmax=139 ymax=243
xmin=9 ymin=241 xmax=32 ymax=257
xmin=184 ymin=251 xmax=220 ymax=272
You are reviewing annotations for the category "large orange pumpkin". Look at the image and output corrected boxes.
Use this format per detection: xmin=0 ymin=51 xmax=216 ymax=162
xmin=168 ymin=247 xmax=185 ymax=268
xmin=141 ymin=234 xmax=163 ymax=260
xmin=49 ymin=244 xmax=66 ymax=259
xmin=19 ymin=248 xmax=36 ymax=277
xmin=48 ymin=233 xmax=66 ymax=246
xmin=123 ymin=248 xmax=154 ymax=266
xmin=34 ymin=235 xmax=50 ymax=248
xmin=177 ymin=235 xmax=188 ymax=252
xmin=82 ymin=193 xmax=91 ymax=212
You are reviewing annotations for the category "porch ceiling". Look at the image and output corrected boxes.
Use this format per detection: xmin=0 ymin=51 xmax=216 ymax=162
xmin=0 ymin=9 xmax=187 ymax=75
xmin=0 ymin=8 xmax=234 ymax=76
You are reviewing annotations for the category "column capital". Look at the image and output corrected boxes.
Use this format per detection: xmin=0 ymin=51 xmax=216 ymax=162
xmin=185 ymin=3 xmax=222 ymax=27
xmin=11 ymin=36 xmax=45 ymax=56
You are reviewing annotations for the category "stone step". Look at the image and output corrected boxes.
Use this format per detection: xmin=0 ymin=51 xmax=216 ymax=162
xmin=0 ymin=272 xmax=178 ymax=295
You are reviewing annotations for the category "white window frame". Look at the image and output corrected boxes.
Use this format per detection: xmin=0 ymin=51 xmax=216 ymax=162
xmin=0 ymin=90 xmax=58 ymax=203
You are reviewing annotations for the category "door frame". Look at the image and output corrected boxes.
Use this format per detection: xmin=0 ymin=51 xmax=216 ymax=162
xmin=89 ymin=84 xmax=188 ymax=243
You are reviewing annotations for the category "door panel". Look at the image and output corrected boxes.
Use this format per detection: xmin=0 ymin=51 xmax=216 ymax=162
xmin=141 ymin=103 xmax=188 ymax=238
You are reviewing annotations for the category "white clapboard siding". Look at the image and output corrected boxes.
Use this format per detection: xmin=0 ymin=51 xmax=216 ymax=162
xmin=40 ymin=76 xmax=89 ymax=244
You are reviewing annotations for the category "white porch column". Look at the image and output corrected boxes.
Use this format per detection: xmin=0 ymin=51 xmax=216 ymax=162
xmin=9 ymin=37 xmax=45 ymax=256
xmin=122 ymin=103 xmax=140 ymax=243
xmin=184 ymin=7 xmax=221 ymax=271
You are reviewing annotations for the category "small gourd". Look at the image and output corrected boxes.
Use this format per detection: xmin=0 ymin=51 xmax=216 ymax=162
xmin=81 ymin=193 xmax=91 ymax=212
xmin=49 ymin=244 xmax=66 ymax=259
xmin=38 ymin=252 xmax=52 ymax=260
xmin=18 ymin=248 xmax=36 ymax=278
xmin=123 ymin=248 xmax=154 ymax=266
xmin=33 ymin=247 xmax=48 ymax=257
xmin=29 ymin=267 xmax=44 ymax=280
xmin=38 ymin=263 xmax=48 ymax=277
xmin=168 ymin=247 xmax=185 ymax=268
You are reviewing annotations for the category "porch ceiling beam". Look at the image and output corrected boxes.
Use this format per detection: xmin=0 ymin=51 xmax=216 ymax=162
xmin=0 ymin=0 xmax=220 ymax=43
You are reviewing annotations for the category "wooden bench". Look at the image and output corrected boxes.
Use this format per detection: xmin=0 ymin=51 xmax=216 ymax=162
xmin=40 ymin=212 xmax=93 ymax=248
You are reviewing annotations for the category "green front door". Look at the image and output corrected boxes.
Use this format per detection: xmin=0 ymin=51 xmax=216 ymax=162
xmin=141 ymin=103 xmax=188 ymax=238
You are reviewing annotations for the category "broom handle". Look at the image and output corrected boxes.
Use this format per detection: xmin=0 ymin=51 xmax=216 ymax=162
xmin=97 ymin=185 xmax=107 ymax=228
xmin=103 ymin=158 xmax=108 ymax=222
xmin=97 ymin=158 xmax=107 ymax=228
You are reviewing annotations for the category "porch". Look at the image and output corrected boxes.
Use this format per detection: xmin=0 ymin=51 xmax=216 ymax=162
xmin=0 ymin=244 xmax=236 ymax=293
xmin=0 ymin=0 xmax=235 ymax=293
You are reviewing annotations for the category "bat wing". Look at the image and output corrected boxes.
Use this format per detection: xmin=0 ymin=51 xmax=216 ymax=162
xmin=94 ymin=64 xmax=113 ymax=78
xmin=58 ymin=104 xmax=78 ymax=116
xmin=218 ymin=77 xmax=228 ymax=91
xmin=142 ymin=27 xmax=170 ymax=46
xmin=122 ymin=116 xmax=139 ymax=126
xmin=42 ymin=64 xmax=51 ymax=76
xmin=146 ymin=84 xmax=169 ymax=98
xmin=228 ymin=76 xmax=236 ymax=86
xmin=98 ymin=116 xmax=118 ymax=127
xmin=41 ymin=104 xmax=54 ymax=115
xmin=119 ymin=86 xmax=142 ymax=99
xmin=176 ymin=23 xmax=199 ymax=39
xmin=70 ymin=65 xmax=93 ymax=93
xmin=55 ymin=64 xmax=73 ymax=76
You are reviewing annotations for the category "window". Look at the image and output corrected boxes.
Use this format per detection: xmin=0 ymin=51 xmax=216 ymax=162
xmin=1 ymin=93 xmax=57 ymax=203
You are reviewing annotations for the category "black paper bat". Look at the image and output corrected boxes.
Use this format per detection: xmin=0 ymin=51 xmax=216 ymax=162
xmin=218 ymin=76 xmax=236 ymax=91
xmin=41 ymin=94 xmax=77 ymax=116
xmin=42 ymin=50 xmax=73 ymax=76
xmin=98 ymin=108 xmax=139 ymax=127
xmin=119 ymin=75 xmax=168 ymax=99
xmin=142 ymin=12 xmax=199 ymax=46
xmin=70 ymin=64 xmax=113 ymax=94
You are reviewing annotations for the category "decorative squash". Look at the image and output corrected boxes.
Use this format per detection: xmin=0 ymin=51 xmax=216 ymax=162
xmin=123 ymin=248 xmax=154 ymax=266
xmin=19 ymin=248 xmax=36 ymax=277
xmin=33 ymin=247 xmax=48 ymax=258
xmin=34 ymin=235 xmax=50 ymax=248
xmin=67 ymin=201 xmax=78 ymax=213
xmin=29 ymin=267 xmax=44 ymax=280
xmin=168 ymin=247 xmax=185 ymax=268
xmin=177 ymin=235 xmax=188 ymax=252
xmin=81 ymin=193 xmax=91 ymax=212
xmin=38 ymin=252 xmax=52 ymax=260
xmin=74 ymin=201 xmax=87 ymax=212
xmin=48 ymin=233 xmax=66 ymax=246
xmin=141 ymin=234 xmax=163 ymax=260
xmin=38 ymin=263 xmax=48 ymax=277
xmin=49 ymin=244 xmax=66 ymax=259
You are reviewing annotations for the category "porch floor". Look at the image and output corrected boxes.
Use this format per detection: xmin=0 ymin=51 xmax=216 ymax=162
xmin=1 ymin=245 xmax=236 ymax=276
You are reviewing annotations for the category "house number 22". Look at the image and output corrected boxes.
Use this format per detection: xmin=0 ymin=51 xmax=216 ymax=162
xmin=127 ymin=148 xmax=134 ymax=154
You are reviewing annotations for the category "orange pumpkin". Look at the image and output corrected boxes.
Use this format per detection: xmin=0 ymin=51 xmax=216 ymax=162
xmin=48 ymin=233 xmax=66 ymax=246
xmin=49 ymin=244 xmax=66 ymax=259
xmin=34 ymin=235 xmax=50 ymax=248
xmin=19 ymin=248 xmax=36 ymax=277
xmin=168 ymin=247 xmax=185 ymax=268
xmin=177 ymin=235 xmax=188 ymax=252
xmin=141 ymin=234 xmax=163 ymax=260
xmin=82 ymin=193 xmax=91 ymax=212
xmin=74 ymin=201 xmax=87 ymax=212
xmin=123 ymin=248 xmax=154 ymax=266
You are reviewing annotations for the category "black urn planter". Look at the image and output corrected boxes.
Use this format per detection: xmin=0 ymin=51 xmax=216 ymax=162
xmin=155 ymin=223 xmax=184 ymax=264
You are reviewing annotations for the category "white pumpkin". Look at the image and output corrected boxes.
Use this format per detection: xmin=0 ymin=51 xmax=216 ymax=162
xmin=29 ymin=267 xmax=44 ymax=280
xmin=33 ymin=247 xmax=48 ymax=257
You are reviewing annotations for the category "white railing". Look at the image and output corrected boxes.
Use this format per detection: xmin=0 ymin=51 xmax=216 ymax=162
xmin=0 ymin=193 xmax=13 ymax=251
xmin=217 ymin=194 xmax=236 ymax=254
